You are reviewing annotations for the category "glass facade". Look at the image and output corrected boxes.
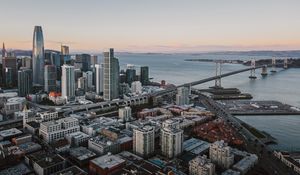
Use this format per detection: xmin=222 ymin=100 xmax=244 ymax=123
xmin=32 ymin=26 xmax=45 ymax=85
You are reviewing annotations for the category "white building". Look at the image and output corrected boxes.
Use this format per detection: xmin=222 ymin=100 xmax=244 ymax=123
xmin=133 ymin=125 xmax=155 ymax=158
xmin=131 ymin=81 xmax=142 ymax=94
xmin=161 ymin=119 xmax=183 ymax=159
xmin=38 ymin=111 xmax=59 ymax=122
xmin=83 ymin=71 xmax=93 ymax=90
xmin=95 ymin=64 xmax=104 ymax=95
xmin=189 ymin=155 xmax=215 ymax=175
xmin=3 ymin=97 xmax=26 ymax=115
xmin=61 ymin=65 xmax=75 ymax=101
xmin=77 ymin=77 xmax=87 ymax=92
xmin=118 ymin=107 xmax=132 ymax=122
xmin=232 ymin=154 xmax=258 ymax=174
xmin=39 ymin=117 xmax=80 ymax=143
xmin=176 ymin=87 xmax=189 ymax=105
xmin=209 ymin=140 xmax=234 ymax=169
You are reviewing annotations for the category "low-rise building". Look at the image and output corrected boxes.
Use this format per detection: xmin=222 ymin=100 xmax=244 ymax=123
xmin=88 ymin=136 xmax=120 ymax=155
xmin=89 ymin=153 xmax=126 ymax=175
xmin=189 ymin=155 xmax=215 ymax=175
xmin=69 ymin=147 xmax=97 ymax=167
xmin=232 ymin=154 xmax=258 ymax=174
xmin=66 ymin=131 xmax=90 ymax=146
xmin=25 ymin=151 xmax=66 ymax=175
xmin=222 ymin=169 xmax=241 ymax=175
xmin=52 ymin=166 xmax=87 ymax=175
xmin=39 ymin=117 xmax=80 ymax=143
xmin=0 ymin=128 xmax=23 ymax=141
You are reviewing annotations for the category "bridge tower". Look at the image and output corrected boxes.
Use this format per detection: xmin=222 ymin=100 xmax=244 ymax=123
xmin=284 ymin=58 xmax=288 ymax=69
xmin=214 ymin=61 xmax=222 ymax=88
xmin=249 ymin=59 xmax=257 ymax=79
xmin=271 ymin=58 xmax=277 ymax=73
xmin=261 ymin=65 xmax=268 ymax=76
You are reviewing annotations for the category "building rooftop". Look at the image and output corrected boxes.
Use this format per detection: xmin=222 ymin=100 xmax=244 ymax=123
xmin=26 ymin=150 xmax=65 ymax=168
xmin=69 ymin=147 xmax=96 ymax=161
xmin=0 ymin=163 xmax=32 ymax=175
xmin=91 ymin=153 xmax=125 ymax=169
xmin=233 ymin=155 xmax=258 ymax=172
xmin=41 ymin=116 xmax=78 ymax=127
xmin=0 ymin=128 xmax=22 ymax=138
xmin=67 ymin=131 xmax=90 ymax=140
xmin=222 ymin=169 xmax=241 ymax=175
xmin=52 ymin=166 xmax=87 ymax=175
xmin=183 ymin=138 xmax=210 ymax=154
xmin=5 ymin=97 xmax=26 ymax=105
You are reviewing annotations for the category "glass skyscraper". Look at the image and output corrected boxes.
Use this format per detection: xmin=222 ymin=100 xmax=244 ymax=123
xmin=103 ymin=48 xmax=119 ymax=100
xmin=32 ymin=26 xmax=45 ymax=86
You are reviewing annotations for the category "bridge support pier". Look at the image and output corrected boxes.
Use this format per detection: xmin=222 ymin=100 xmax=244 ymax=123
xmin=212 ymin=61 xmax=223 ymax=88
xmin=284 ymin=58 xmax=288 ymax=69
xmin=271 ymin=58 xmax=277 ymax=73
xmin=249 ymin=59 xmax=257 ymax=79
xmin=261 ymin=65 xmax=268 ymax=76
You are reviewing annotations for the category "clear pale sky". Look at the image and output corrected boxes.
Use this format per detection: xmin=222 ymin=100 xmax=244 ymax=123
xmin=1 ymin=0 xmax=300 ymax=53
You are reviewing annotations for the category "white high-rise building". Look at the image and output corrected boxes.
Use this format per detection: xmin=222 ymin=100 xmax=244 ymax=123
xmin=95 ymin=64 xmax=104 ymax=95
xmin=39 ymin=117 xmax=80 ymax=143
xmin=61 ymin=65 xmax=75 ymax=101
xmin=189 ymin=155 xmax=215 ymax=175
xmin=161 ymin=119 xmax=183 ymax=159
xmin=83 ymin=71 xmax=93 ymax=90
xmin=209 ymin=140 xmax=234 ymax=169
xmin=118 ymin=107 xmax=132 ymax=122
xmin=133 ymin=125 xmax=155 ymax=158
xmin=77 ymin=77 xmax=87 ymax=92
xmin=176 ymin=87 xmax=189 ymax=105
xmin=131 ymin=81 xmax=142 ymax=94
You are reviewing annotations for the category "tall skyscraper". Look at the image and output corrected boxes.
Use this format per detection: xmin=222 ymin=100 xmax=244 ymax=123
xmin=2 ymin=56 xmax=17 ymax=87
xmin=2 ymin=42 xmax=6 ymax=58
xmin=32 ymin=26 xmax=45 ymax=86
xmin=83 ymin=71 xmax=93 ymax=90
xmin=126 ymin=68 xmax=136 ymax=86
xmin=133 ymin=125 xmax=155 ymax=158
xmin=61 ymin=65 xmax=75 ymax=101
xmin=103 ymin=48 xmax=119 ymax=100
xmin=18 ymin=68 xmax=33 ymax=97
xmin=77 ymin=77 xmax=87 ymax=92
xmin=161 ymin=119 xmax=183 ymax=159
xmin=81 ymin=54 xmax=91 ymax=72
xmin=140 ymin=66 xmax=149 ymax=85
xmin=176 ymin=87 xmax=190 ymax=105
xmin=95 ymin=64 xmax=104 ymax=95
xmin=44 ymin=65 xmax=57 ymax=92
xmin=61 ymin=45 xmax=71 ymax=64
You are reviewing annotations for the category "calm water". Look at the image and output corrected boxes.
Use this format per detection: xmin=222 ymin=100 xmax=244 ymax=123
xmin=102 ymin=53 xmax=300 ymax=151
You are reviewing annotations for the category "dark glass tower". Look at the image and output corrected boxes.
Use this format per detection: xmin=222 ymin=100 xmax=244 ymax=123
xmin=32 ymin=26 xmax=45 ymax=85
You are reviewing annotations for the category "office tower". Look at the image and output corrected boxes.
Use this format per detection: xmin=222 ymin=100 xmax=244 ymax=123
xmin=133 ymin=125 xmax=155 ymax=158
xmin=83 ymin=71 xmax=93 ymax=90
xmin=95 ymin=64 xmax=104 ymax=95
xmin=81 ymin=54 xmax=91 ymax=72
xmin=39 ymin=117 xmax=80 ymax=143
xmin=126 ymin=67 xmax=136 ymax=86
xmin=61 ymin=45 xmax=69 ymax=55
xmin=131 ymin=81 xmax=142 ymax=94
xmin=4 ymin=67 xmax=13 ymax=87
xmin=77 ymin=77 xmax=87 ymax=92
xmin=21 ymin=57 xmax=32 ymax=69
xmin=44 ymin=65 xmax=57 ymax=92
xmin=189 ymin=155 xmax=215 ymax=175
xmin=209 ymin=140 xmax=234 ymax=169
xmin=91 ymin=55 xmax=99 ymax=65
xmin=61 ymin=65 xmax=75 ymax=101
xmin=18 ymin=68 xmax=33 ymax=97
xmin=161 ymin=119 xmax=183 ymax=159
xmin=32 ymin=26 xmax=45 ymax=86
xmin=176 ymin=87 xmax=189 ymax=105
xmin=45 ymin=50 xmax=61 ymax=67
xmin=61 ymin=45 xmax=71 ymax=64
xmin=2 ymin=56 xmax=17 ymax=87
xmin=103 ymin=48 xmax=120 ymax=100
xmin=140 ymin=66 xmax=149 ymax=85
xmin=2 ymin=42 xmax=6 ymax=58
xmin=118 ymin=107 xmax=132 ymax=122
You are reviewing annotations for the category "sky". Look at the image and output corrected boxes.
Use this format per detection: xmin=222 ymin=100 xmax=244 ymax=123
xmin=1 ymin=0 xmax=300 ymax=53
